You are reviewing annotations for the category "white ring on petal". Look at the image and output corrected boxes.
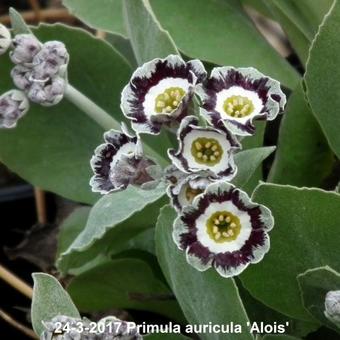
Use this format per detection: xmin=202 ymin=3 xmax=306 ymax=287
xmin=143 ymin=77 xmax=191 ymax=118
xmin=182 ymin=129 xmax=234 ymax=174
xmin=215 ymin=86 xmax=263 ymax=123
xmin=215 ymin=261 xmax=249 ymax=278
xmin=195 ymin=201 xmax=252 ymax=253
xmin=185 ymin=248 xmax=212 ymax=272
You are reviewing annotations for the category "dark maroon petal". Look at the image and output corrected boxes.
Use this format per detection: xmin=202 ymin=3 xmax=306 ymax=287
xmin=91 ymin=175 xmax=116 ymax=193
xmin=224 ymin=117 xmax=256 ymax=135
xmin=187 ymin=241 xmax=213 ymax=265
xmin=203 ymin=68 xmax=270 ymax=104
xmin=179 ymin=228 xmax=197 ymax=250
xmin=126 ymin=58 xmax=196 ymax=123
xmin=104 ymin=130 xmax=137 ymax=147
xmin=187 ymin=60 xmax=207 ymax=83
xmin=131 ymin=58 xmax=195 ymax=92
xmin=215 ymin=165 xmax=237 ymax=179
xmin=92 ymin=143 xmax=117 ymax=178
xmin=213 ymin=229 xmax=267 ymax=270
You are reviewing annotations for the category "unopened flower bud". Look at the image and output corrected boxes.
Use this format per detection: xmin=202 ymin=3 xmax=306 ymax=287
xmin=111 ymin=155 xmax=158 ymax=190
xmin=27 ymin=77 xmax=66 ymax=106
xmin=0 ymin=24 xmax=11 ymax=55
xmin=0 ymin=90 xmax=29 ymax=128
xmin=32 ymin=41 xmax=69 ymax=80
xmin=11 ymin=65 xmax=32 ymax=91
xmin=325 ymin=290 xmax=340 ymax=325
xmin=10 ymin=34 xmax=41 ymax=64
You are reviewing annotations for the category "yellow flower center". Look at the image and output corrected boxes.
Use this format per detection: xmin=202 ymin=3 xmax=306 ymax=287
xmin=185 ymin=186 xmax=203 ymax=203
xmin=191 ymin=137 xmax=223 ymax=165
xmin=155 ymin=87 xmax=186 ymax=114
xmin=206 ymin=211 xmax=241 ymax=243
xmin=223 ymin=95 xmax=254 ymax=118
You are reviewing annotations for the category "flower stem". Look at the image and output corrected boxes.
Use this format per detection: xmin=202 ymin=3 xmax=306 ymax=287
xmin=64 ymin=84 xmax=169 ymax=167
xmin=64 ymin=84 xmax=120 ymax=131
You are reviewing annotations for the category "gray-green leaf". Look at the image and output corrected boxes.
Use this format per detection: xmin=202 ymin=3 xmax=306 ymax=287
xmin=233 ymin=146 xmax=276 ymax=190
xmin=149 ymin=0 xmax=299 ymax=88
xmin=305 ymin=0 xmax=340 ymax=158
xmin=67 ymin=258 xmax=185 ymax=322
xmin=123 ymin=0 xmax=179 ymax=65
xmin=63 ymin=0 xmax=126 ymax=37
xmin=241 ymin=183 xmax=340 ymax=322
xmin=297 ymin=266 xmax=340 ymax=332
xmin=9 ymin=7 xmax=32 ymax=35
xmin=57 ymin=185 xmax=165 ymax=274
xmin=31 ymin=273 xmax=80 ymax=336
xmin=268 ymin=83 xmax=334 ymax=187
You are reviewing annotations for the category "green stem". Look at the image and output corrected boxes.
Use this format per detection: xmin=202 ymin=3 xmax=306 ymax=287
xmin=65 ymin=84 xmax=120 ymax=131
xmin=64 ymin=84 xmax=168 ymax=167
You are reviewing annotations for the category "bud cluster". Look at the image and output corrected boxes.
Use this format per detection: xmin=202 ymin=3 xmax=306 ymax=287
xmin=0 ymin=24 xmax=69 ymax=128
xmin=10 ymin=34 xmax=69 ymax=106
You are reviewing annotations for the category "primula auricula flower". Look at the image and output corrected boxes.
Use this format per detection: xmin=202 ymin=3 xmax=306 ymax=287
xmin=10 ymin=35 xmax=69 ymax=106
xmin=90 ymin=127 xmax=158 ymax=194
xmin=168 ymin=116 xmax=240 ymax=180
xmin=121 ymin=54 xmax=206 ymax=134
xmin=0 ymin=90 xmax=29 ymax=128
xmin=165 ymin=165 xmax=212 ymax=212
xmin=173 ymin=182 xmax=273 ymax=278
xmin=0 ymin=24 xmax=11 ymax=55
xmin=325 ymin=290 xmax=340 ymax=325
xmin=197 ymin=66 xmax=286 ymax=136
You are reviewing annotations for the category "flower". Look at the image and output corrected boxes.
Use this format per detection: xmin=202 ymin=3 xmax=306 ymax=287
xmin=0 ymin=24 xmax=11 ymax=55
xmin=168 ymin=116 xmax=240 ymax=180
xmin=197 ymin=67 xmax=286 ymax=136
xmin=173 ymin=181 xmax=274 ymax=277
xmin=90 ymin=128 xmax=158 ymax=194
xmin=0 ymin=90 xmax=29 ymax=128
xmin=10 ymin=38 xmax=69 ymax=106
xmin=121 ymin=54 xmax=206 ymax=135
xmin=325 ymin=290 xmax=340 ymax=326
xmin=165 ymin=165 xmax=212 ymax=212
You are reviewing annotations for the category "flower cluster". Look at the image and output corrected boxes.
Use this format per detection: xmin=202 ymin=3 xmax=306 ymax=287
xmin=0 ymin=24 xmax=69 ymax=129
xmin=91 ymin=54 xmax=284 ymax=277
